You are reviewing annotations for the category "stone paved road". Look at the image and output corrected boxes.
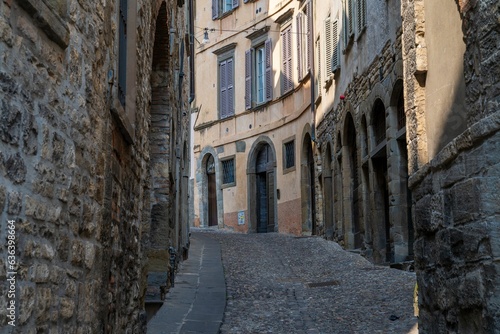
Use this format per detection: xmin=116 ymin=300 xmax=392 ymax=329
xmin=199 ymin=229 xmax=418 ymax=334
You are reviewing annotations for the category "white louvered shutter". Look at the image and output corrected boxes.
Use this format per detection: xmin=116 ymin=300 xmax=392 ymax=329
xmin=325 ymin=17 xmax=332 ymax=76
xmin=306 ymin=0 xmax=312 ymax=72
xmin=332 ymin=19 xmax=340 ymax=72
xmin=296 ymin=13 xmax=303 ymax=80
xmin=265 ymin=38 xmax=273 ymax=101
xmin=245 ymin=49 xmax=252 ymax=110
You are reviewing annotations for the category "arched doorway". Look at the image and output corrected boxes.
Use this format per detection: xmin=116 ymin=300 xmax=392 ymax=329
xmin=371 ymin=99 xmax=392 ymax=263
xmin=206 ymin=155 xmax=218 ymax=227
xmin=344 ymin=114 xmax=362 ymax=248
xmin=301 ymin=133 xmax=316 ymax=235
xmin=255 ymin=144 xmax=275 ymax=233
xmin=323 ymin=143 xmax=334 ymax=240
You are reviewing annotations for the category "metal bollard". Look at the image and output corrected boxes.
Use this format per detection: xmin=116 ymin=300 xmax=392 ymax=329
xmin=169 ymin=246 xmax=177 ymax=287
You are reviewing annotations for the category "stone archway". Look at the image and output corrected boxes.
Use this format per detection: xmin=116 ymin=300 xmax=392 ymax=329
xmin=370 ymin=98 xmax=392 ymax=263
xmin=247 ymin=137 xmax=277 ymax=233
xmin=205 ymin=154 xmax=218 ymax=227
xmin=323 ymin=142 xmax=334 ymax=240
xmin=387 ymin=80 xmax=413 ymax=261
xmin=301 ymin=130 xmax=316 ymax=235
xmin=343 ymin=113 xmax=362 ymax=249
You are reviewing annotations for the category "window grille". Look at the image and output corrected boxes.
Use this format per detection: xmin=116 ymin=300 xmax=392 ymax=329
xmin=284 ymin=141 xmax=295 ymax=169
xmin=222 ymin=158 xmax=235 ymax=185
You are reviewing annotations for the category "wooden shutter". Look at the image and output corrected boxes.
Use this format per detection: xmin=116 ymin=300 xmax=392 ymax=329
xmin=227 ymin=58 xmax=234 ymax=116
xmin=282 ymin=26 xmax=293 ymax=93
xmin=306 ymin=0 xmax=312 ymax=72
xmin=316 ymin=38 xmax=321 ymax=95
xmin=357 ymin=0 xmax=366 ymax=33
xmin=212 ymin=0 xmax=218 ymax=20
xmin=348 ymin=0 xmax=354 ymax=37
xmin=265 ymin=38 xmax=273 ymax=101
xmin=245 ymin=49 xmax=252 ymax=110
xmin=296 ymin=13 xmax=303 ymax=80
xmin=232 ymin=0 xmax=239 ymax=9
xmin=220 ymin=60 xmax=227 ymax=118
xmin=332 ymin=19 xmax=340 ymax=71
xmin=325 ymin=17 xmax=332 ymax=75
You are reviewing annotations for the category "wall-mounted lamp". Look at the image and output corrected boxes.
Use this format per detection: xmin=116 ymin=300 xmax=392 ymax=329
xmin=202 ymin=28 xmax=210 ymax=44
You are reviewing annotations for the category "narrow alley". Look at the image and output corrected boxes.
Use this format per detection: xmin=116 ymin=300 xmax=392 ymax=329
xmin=149 ymin=229 xmax=418 ymax=333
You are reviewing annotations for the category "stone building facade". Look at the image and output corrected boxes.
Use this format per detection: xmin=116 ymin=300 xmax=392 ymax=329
xmin=0 ymin=0 xmax=191 ymax=332
xmin=314 ymin=0 xmax=412 ymax=264
xmin=401 ymin=0 xmax=500 ymax=332
xmin=192 ymin=0 xmax=318 ymax=236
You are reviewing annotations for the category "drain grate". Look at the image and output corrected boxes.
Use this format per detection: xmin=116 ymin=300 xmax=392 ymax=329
xmin=306 ymin=280 xmax=340 ymax=288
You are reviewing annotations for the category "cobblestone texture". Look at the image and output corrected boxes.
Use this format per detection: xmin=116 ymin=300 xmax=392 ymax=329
xmin=201 ymin=229 xmax=418 ymax=334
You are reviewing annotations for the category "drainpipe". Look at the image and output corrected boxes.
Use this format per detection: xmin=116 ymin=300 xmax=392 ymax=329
xmin=309 ymin=0 xmax=316 ymax=142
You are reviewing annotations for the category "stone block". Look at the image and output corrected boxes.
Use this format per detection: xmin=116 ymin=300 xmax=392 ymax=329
xmin=0 ymin=185 xmax=6 ymax=212
xmin=16 ymin=0 xmax=69 ymax=48
xmin=35 ymin=287 xmax=52 ymax=323
xmin=452 ymin=178 xmax=481 ymax=225
xmin=18 ymin=286 xmax=35 ymax=326
xmin=5 ymin=153 xmax=27 ymax=184
xmin=7 ymin=191 xmax=22 ymax=215
xmin=0 ymin=100 xmax=21 ymax=146
xmin=415 ymin=195 xmax=434 ymax=234
xmin=30 ymin=264 xmax=50 ymax=283
xmin=60 ymin=297 xmax=75 ymax=319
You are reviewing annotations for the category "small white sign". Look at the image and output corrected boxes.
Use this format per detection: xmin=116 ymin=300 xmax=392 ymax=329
xmin=237 ymin=211 xmax=245 ymax=225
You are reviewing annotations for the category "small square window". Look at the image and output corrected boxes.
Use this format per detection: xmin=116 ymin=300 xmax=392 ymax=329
xmin=222 ymin=158 xmax=235 ymax=186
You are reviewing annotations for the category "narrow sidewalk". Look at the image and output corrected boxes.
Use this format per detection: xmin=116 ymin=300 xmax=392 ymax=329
xmin=147 ymin=232 xmax=226 ymax=334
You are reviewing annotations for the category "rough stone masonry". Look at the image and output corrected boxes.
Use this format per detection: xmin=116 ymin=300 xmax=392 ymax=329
xmin=0 ymin=0 xmax=191 ymax=333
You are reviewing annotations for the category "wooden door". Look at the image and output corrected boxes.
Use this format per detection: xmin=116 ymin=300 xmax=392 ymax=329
xmin=257 ymin=172 xmax=268 ymax=233
xmin=267 ymin=171 xmax=275 ymax=232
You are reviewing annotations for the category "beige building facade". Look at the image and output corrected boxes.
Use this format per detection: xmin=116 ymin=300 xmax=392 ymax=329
xmin=192 ymin=0 xmax=318 ymax=235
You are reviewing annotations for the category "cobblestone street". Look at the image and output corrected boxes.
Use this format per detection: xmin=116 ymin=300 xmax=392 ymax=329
xmin=200 ymin=229 xmax=418 ymax=334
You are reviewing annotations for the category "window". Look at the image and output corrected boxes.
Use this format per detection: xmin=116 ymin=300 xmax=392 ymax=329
xmin=245 ymin=39 xmax=273 ymax=109
xmin=324 ymin=16 xmax=340 ymax=83
xmin=221 ymin=158 xmax=235 ymax=186
xmin=315 ymin=37 xmax=321 ymax=96
xmin=219 ymin=57 xmax=234 ymax=119
xmin=343 ymin=0 xmax=354 ymax=49
xmin=118 ymin=0 xmax=128 ymax=106
xmin=296 ymin=1 xmax=312 ymax=81
xmin=212 ymin=0 xmax=239 ymax=19
xmin=281 ymin=25 xmax=293 ymax=94
xmin=283 ymin=139 xmax=295 ymax=172
xmin=331 ymin=19 xmax=340 ymax=72
xmin=356 ymin=0 xmax=366 ymax=35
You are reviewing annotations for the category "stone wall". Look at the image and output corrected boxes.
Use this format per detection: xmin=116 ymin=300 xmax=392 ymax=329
xmin=0 ymin=0 xmax=190 ymax=332
xmin=403 ymin=0 xmax=500 ymax=332
xmin=316 ymin=34 xmax=414 ymax=264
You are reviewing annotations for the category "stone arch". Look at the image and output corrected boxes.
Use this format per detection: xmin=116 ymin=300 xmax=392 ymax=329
xmin=300 ymin=124 xmax=316 ymax=235
xmin=198 ymin=147 xmax=223 ymax=228
xmin=247 ymin=136 xmax=277 ymax=233
xmin=146 ymin=0 xmax=181 ymax=305
xmin=342 ymin=112 xmax=363 ymax=249
xmin=386 ymin=79 xmax=413 ymax=262
xmin=334 ymin=130 xmax=343 ymax=241
xmin=369 ymin=98 xmax=392 ymax=263
xmin=322 ymin=140 xmax=334 ymax=240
